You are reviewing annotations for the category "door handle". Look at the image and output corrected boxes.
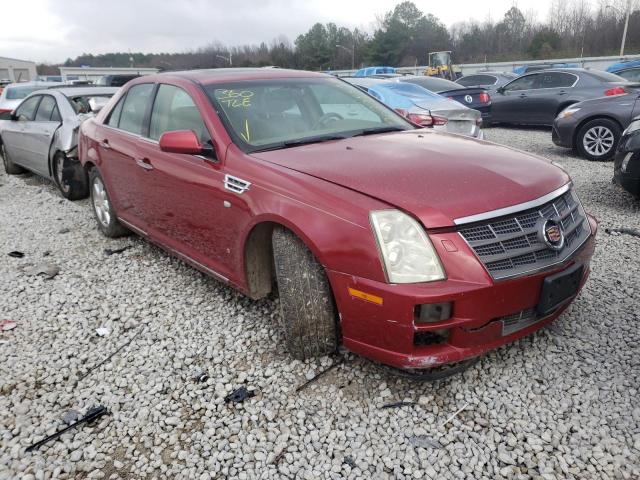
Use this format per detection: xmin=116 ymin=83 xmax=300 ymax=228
xmin=558 ymin=91 xmax=567 ymax=95
xmin=135 ymin=157 xmax=154 ymax=170
xmin=519 ymin=94 xmax=527 ymax=98
xmin=99 ymin=139 xmax=111 ymax=150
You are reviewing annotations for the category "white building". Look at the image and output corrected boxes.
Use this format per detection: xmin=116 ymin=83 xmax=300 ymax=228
xmin=0 ymin=56 xmax=38 ymax=82
xmin=59 ymin=66 xmax=159 ymax=83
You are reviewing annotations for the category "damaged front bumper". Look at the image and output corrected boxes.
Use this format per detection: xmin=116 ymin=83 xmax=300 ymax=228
xmin=328 ymin=215 xmax=597 ymax=370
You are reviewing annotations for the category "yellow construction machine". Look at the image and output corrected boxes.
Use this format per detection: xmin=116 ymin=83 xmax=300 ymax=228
xmin=424 ymin=51 xmax=460 ymax=81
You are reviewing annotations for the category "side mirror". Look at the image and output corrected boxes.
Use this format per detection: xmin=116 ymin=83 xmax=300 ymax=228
xmin=496 ymin=86 xmax=505 ymax=94
xmin=88 ymin=97 xmax=109 ymax=113
xmin=159 ymin=130 xmax=204 ymax=155
xmin=9 ymin=112 xmax=18 ymax=121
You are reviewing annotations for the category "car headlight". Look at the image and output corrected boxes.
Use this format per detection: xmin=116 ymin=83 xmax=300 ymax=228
xmin=370 ymin=210 xmax=445 ymax=283
xmin=557 ymin=107 xmax=580 ymax=119
xmin=623 ymin=119 xmax=640 ymax=136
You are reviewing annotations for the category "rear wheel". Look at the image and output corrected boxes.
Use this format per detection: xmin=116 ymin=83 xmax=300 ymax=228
xmin=1 ymin=142 xmax=26 ymax=175
xmin=576 ymin=119 xmax=621 ymax=161
xmin=272 ymin=227 xmax=338 ymax=360
xmin=89 ymin=168 xmax=129 ymax=238
xmin=53 ymin=152 xmax=88 ymax=200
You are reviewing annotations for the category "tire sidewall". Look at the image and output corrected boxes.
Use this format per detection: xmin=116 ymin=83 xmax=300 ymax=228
xmin=576 ymin=119 xmax=620 ymax=161
xmin=54 ymin=152 xmax=88 ymax=200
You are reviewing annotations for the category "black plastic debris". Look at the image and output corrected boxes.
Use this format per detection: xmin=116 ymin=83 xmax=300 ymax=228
xmin=25 ymin=405 xmax=108 ymax=453
xmin=78 ymin=329 xmax=142 ymax=382
xmin=381 ymin=401 xmax=419 ymax=409
xmin=224 ymin=386 xmax=256 ymax=404
xmin=58 ymin=227 xmax=70 ymax=234
xmin=104 ymin=246 xmax=133 ymax=256
xmin=605 ymin=227 xmax=640 ymax=238
xmin=8 ymin=251 xmax=24 ymax=258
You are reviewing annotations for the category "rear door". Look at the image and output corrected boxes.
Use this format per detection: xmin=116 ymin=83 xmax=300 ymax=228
xmin=491 ymin=74 xmax=539 ymax=124
xmin=95 ymin=83 xmax=155 ymax=225
xmin=27 ymin=95 xmax=61 ymax=176
xmin=1 ymin=95 xmax=42 ymax=171
xmin=525 ymin=72 xmax=578 ymax=124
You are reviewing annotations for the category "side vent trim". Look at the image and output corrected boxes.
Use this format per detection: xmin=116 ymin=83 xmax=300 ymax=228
xmin=224 ymin=174 xmax=251 ymax=194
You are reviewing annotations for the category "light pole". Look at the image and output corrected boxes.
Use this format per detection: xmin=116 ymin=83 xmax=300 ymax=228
xmin=336 ymin=44 xmax=355 ymax=70
xmin=216 ymin=53 xmax=232 ymax=66
xmin=606 ymin=0 xmax=632 ymax=57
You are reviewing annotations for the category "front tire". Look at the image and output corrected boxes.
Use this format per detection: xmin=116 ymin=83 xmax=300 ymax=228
xmin=1 ymin=142 xmax=26 ymax=175
xmin=89 ymin=167 xmax=128 ymax=238
xmin=576 ymin=118 xmax=621 ymax=161
xmin=53 ymin=152 xmax=88 ymax=200
xmin=272 ymin=227 xmax=338 ymax=360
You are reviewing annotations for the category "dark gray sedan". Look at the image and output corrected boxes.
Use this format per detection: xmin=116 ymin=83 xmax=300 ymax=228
xmin=490 ymin=69 xmax=633 ymax=126
xmin=552 ymin=87 xmax=640 ymax=161
xmin=0 ymin=87 xmax=118 ymax=198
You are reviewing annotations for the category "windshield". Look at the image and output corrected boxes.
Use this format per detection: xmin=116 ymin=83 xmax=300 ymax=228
xmin=6 ymin=86 xmax=43 ymax=100
xmin=203 ymin=77 xmax=412 ymax=152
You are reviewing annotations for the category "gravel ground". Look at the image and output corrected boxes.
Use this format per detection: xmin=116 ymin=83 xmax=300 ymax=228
xmin=0 ymin=127 xmax=639 ymax=480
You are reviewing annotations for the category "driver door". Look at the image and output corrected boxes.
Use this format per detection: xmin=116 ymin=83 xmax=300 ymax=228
xmin=27 ymin=95 xmax=62 ymax=177
xmin=1 ymin=95 xmax=42 ymax=171
xmin=491 ymin=74 xmax=539 ymax=124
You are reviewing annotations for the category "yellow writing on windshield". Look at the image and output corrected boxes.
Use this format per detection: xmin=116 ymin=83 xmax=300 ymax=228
xmin=217 ymin=89 xmax=254 ymax=108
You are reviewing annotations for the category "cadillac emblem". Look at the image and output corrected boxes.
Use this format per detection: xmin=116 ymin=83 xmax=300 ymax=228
xmin=464 ymin=94 xmax=473 ymax=103
xmin=540 ymin=218 xmax=565 ymax=250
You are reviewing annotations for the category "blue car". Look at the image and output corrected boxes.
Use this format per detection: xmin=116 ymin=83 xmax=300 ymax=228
xmin=345 ymin=78 xmax=482 ymax=138
xmin=353 ymin=66 xmax=396 ymax=77
xmin=606 ymin=59 xmax=640 ymax=82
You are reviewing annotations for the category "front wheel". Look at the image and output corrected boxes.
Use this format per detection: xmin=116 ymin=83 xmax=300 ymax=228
xmin=53 ymin=152 xmax=89 ymax=200
xmin=89 ymin=168 xmax=129 ymax=238
xmin=576 ymin=119 xmax=621 ymax=161
xmin=1 ymin=142 xmax=26 ymax=175
xmin=272 ymin=227 xmax=338 ymax=360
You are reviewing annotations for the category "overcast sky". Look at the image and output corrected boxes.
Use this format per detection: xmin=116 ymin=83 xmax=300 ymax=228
xmin=1 ymin=0 xmax=555 ymax=64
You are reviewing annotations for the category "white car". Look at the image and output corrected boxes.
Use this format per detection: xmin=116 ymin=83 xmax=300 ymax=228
xmin=0 ymin=81 xmax=60 ymax=117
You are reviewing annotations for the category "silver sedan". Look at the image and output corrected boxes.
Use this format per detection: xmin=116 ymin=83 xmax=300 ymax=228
xmin=0 ymin=87 xmax=118 ymax=199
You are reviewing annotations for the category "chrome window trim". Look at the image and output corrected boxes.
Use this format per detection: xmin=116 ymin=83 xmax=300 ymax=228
xmin=502 ymin=72 xmax=579 ymax=92
xmin=453 ymin=183 xmax=572 ymax=225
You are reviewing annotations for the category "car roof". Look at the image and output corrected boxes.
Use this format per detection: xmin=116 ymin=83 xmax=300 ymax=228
xmin=150 ymin=68 xmax=327 ymax=85
xmin=42 ymin=86 xmax=120 ymax=97
xmin=4 ymin=81 xmax=61 ymax=89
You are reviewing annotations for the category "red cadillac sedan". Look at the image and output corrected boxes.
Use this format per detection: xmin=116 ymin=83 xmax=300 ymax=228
xmin=78 ymin=69 xmax=597 ymax=371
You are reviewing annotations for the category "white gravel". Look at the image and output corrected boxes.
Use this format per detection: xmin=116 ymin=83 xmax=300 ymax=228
xmin=1 ymin=127 xmax=639 ymax=479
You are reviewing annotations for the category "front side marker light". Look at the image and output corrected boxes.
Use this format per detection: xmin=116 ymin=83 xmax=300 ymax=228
xmin=370 ymin=210 xmax=445 ymax=284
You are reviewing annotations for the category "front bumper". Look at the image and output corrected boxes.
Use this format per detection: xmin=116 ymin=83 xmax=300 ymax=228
xmin=552 ymin=118 xmax=575 ymax=148
xmin=329 ymin=215 xmax=597 ymax=370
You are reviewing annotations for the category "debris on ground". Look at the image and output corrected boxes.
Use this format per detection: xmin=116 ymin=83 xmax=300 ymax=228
xmin=77 ymin=329 xmax=143 ymax=382
xmin=381 ymin=401 xmax=419 ymax=409
xmin=95 ymin=327 xmax=110 ymax=337
xmin=440 ymin=402 xmax=470 ymax=428
xmin=0 ymin=320 xmax=17 ymax=331
xmin=104 ymin=246 xmax=133 ymax=256
xmin=24 ymin=262 xmax=59 ymax=279
xmin=343 ymin=456 xmax=357 ymax=468
xmin=224 ymin=386 xmax=256 ymax=404
xmin=409 ymin=435 xmax=442 ymax=449
xmin=7 ymin=251 xmax=24 ymax=258
xmin=192 ymin=369 xmax=209 ymax=383
xmin=295 ymin=358 xmax=343 ymax=392
xmin=25 ymin=405 xmax=108 ymax=453
xmin=605 ymin=227 xmax=640 ymax=238
xmin=62 ymin=409 xmax=81 ymax=425
xmin=58 ymin=227 xmax=70 ymax=234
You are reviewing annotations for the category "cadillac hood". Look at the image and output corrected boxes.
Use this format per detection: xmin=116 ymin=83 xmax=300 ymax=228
xmin=251 ymin=129 xmax=570 ymax=228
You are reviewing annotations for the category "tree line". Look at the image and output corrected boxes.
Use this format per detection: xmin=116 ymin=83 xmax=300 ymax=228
xmin=41 ymin=0 xmax=639 ymax=74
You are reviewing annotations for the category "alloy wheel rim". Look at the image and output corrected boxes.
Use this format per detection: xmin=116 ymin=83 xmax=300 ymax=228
xmin=583 ymin=126 xmax=614 ymax=157
xmin=92 ymin=178 xmax=111 ymax=227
